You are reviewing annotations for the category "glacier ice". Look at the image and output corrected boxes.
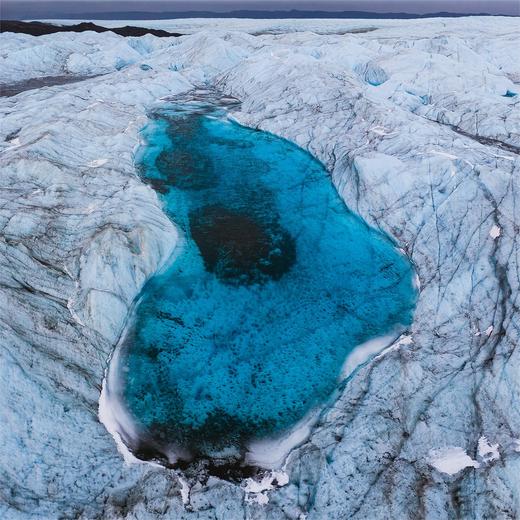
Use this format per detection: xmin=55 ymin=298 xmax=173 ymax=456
xmin=0 ymin=16 xmax=519 ymax=519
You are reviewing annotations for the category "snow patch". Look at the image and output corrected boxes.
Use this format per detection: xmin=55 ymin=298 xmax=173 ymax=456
xmin=243 ymin=470 xmax=289 ymax=505
xmin=246 ymin=408 xmax=319 ymax=469
xmin=428 ymin=447 xmax=480 ymax=475
xmin=478 ymin=436 xmax=500 ymax=463
xmin=87 ymin=158 xmax=108 ymax=168
xmin=373 ymin=333 xmax=414 ymax=360
xmin=178 ymin=476 xmax=190 ymax=505
xmin=246 ymin=492 xmax=270 ymax=505
xmin=340 ymin=333 xmax=399 ymax=380
xmin=489 ymin=225 xmax=501 ymax=239
xmin=99 ymin=373 xmax=159 ymax=466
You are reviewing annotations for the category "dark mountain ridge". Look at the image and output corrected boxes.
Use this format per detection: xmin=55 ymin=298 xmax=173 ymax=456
xmin=0 ymin=20 xmax=182 ymax=37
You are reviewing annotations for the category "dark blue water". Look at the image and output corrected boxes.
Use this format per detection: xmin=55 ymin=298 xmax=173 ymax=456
xmin=112 ymin=99 xmax=416 ymax=463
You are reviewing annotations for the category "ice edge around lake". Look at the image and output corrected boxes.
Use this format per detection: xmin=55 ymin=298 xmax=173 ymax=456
xmin=98 ymin=328 xmax=412 ymax=471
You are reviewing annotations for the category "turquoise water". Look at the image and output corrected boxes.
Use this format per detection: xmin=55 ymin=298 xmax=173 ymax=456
xmin=114 ymin=101 xmax=416 ymax=462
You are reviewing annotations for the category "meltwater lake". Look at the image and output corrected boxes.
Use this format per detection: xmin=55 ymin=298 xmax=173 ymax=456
xmin=106 ymin=95 xmax=417 ymax=465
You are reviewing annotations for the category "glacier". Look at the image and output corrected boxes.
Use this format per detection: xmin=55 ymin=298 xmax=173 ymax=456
xmin=0 ymin=16 xmax=519 ymax=519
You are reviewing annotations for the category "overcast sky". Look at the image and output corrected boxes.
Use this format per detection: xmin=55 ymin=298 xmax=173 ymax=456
xmin=3 ymin=0 xmax=518 ymax=17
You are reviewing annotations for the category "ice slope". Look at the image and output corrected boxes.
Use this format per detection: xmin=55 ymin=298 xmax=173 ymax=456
xmin=0 ymin=31 xmax=177 ymax=83
xmin=0 ymin=17 xmax=519 ymax=519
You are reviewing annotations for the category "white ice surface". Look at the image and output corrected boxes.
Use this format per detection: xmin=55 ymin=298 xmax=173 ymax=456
xmin=428 ymin=447 xmax=480 ymax=476
xmin=1 ymin=16 xmax=520 ymax=520
xmin=478 ymin=436 xmax=500 ymax=463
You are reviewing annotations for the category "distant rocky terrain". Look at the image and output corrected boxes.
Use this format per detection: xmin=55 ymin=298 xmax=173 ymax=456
xmin=1 ymin=20 xmax=181 ymax=38
xmin=0 ymin=16 xmax=519 ymax=519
